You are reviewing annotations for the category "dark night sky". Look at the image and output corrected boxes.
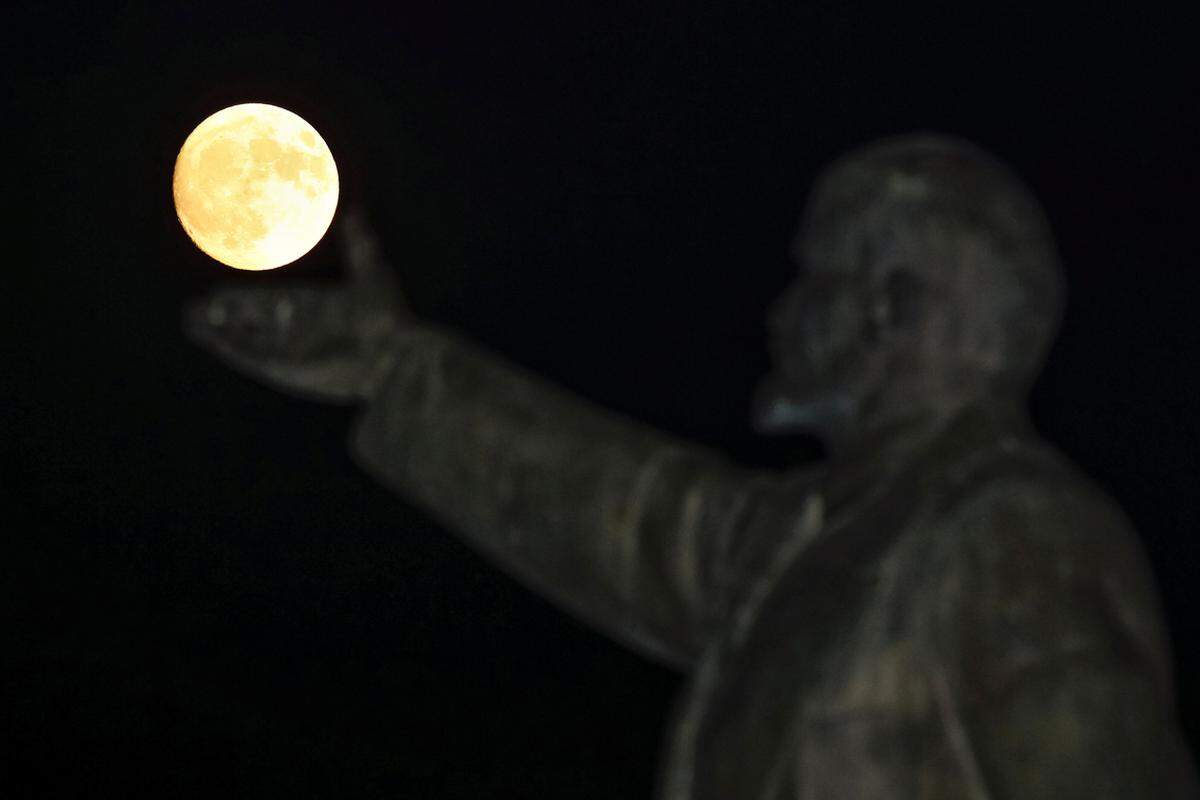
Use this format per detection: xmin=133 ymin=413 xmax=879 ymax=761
xmin=6 ymin=3 xmax=1198 ymax=796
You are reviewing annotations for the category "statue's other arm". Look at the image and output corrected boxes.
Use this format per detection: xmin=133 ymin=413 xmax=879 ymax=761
xmin=968 ymin=650 xmax=1198 ymax=799
xmin=931 ymin=479 xmax=1199 ymax=799
xmin=351 ymin=325 xmax=820 ymax=668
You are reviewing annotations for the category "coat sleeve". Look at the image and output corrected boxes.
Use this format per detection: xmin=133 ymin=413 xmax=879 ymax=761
xmin=963 ymin=650 xmax=1199 ymax=799
xmin=926 ymin=478 xmax=1199 ymax=800
xmin=350 ymin=325 xmax=822 ymax=668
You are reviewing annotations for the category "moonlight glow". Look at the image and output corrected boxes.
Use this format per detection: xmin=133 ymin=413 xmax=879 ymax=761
xmin=173 ymin=103 xmax=339 ymax=271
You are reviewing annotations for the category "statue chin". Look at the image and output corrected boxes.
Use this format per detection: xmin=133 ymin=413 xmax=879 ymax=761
xmin=751 ymin=377 xmax=854 ymax=438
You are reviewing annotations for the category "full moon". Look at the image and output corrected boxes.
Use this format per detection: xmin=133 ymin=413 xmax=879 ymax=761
xmin=173 ymin=103 xmax=339 ymax=271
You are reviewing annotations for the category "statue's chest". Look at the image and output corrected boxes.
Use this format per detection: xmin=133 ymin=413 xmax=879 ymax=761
xmin=660 ymin=484 xmax=946 ymax=800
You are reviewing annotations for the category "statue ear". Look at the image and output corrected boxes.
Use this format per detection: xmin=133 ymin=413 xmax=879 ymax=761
xmin=867 ymin=267 xmax=926 ymax=341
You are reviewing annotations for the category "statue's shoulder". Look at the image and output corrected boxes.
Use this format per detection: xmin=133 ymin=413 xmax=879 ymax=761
xmin=944 ymin=437 xmax=1140 ymax=562
xmin=923 ymin=436 xmax=1175 ymax=695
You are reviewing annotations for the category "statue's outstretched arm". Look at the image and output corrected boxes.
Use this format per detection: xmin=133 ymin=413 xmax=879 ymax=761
xmin=352 ymin=324 xmax=820 ymax=667
xmin=185 ymin=211 xmax=821 ymax=668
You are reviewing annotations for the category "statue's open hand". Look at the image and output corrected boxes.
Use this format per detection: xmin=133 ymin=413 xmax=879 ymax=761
xmin=184 ymin=208 xmax=409 ymax=404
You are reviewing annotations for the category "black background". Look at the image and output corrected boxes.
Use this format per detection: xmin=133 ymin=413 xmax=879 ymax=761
xmin=6 ymin=3 xmax=1198 ymax=796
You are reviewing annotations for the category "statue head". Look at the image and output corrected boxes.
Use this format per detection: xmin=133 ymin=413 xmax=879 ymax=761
xmin=754 ymin=134 xmax=1065 ymax=447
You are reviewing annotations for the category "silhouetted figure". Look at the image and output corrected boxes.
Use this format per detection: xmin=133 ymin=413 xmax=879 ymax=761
xmin=187 ymin=134 xmax=1198 ymax=798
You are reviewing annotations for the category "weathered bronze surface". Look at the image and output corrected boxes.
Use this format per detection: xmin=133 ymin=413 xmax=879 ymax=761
xmin=187 ymin=134 xmax=1198 ymax=798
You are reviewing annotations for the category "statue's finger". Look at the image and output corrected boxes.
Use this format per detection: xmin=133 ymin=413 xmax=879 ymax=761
xmin=340 ymin=205 xmax=386 ymax=284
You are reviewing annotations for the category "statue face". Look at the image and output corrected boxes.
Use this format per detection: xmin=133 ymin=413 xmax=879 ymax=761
xmin=754 ymin=227 xmax=885 ymax=436
xmin=754 ymin=135 xmax=1065 ymax=443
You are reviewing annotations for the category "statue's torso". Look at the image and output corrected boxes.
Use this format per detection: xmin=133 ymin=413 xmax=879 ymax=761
xmin=658 ymin=428 xmax=1187 ymax=799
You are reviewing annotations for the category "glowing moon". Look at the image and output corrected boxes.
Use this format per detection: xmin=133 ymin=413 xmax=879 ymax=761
xmin=173 ymin=103 xmax=338 ymax=271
